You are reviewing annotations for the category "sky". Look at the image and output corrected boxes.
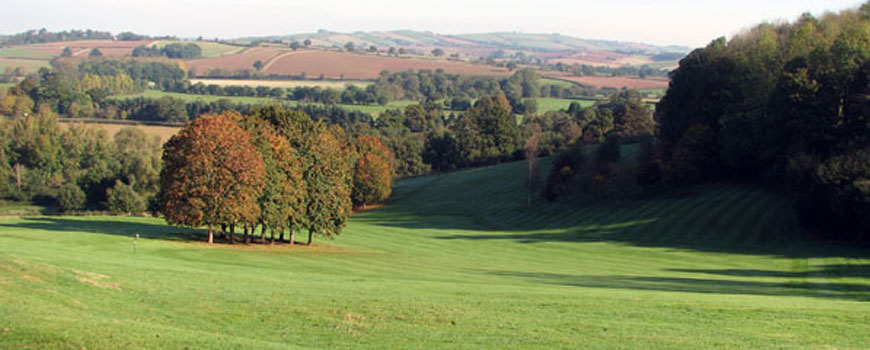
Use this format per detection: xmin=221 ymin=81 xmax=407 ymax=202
xmin=0 ymin=0 xmax=863 ymax=48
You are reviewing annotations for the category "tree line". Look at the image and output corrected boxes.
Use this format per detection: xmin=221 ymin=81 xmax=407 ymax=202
xmin=164 ymin=69 xmax=607 ymax=108
xmin=0 ymin=106 xmax=395 ymax=244
xmin=0 ymin=28 xmax=113 ymax=46
xmin=539 ymin=4 xmax=870 ymax=242
xmin=0 ymin=29 xmax=177 ymax=46
xmin=132 ymin=43 xmax=202 ymax=59
xmin=4 ymin=68 xmax=652 ymax=180
xmin=0 ymin=106 xmax=162 ymax=214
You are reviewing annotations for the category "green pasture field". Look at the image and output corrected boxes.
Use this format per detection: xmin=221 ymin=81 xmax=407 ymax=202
xmin=0 ymin=47 xmax=55 ymax=60
xmin=157 ymin=41 xmax=245 ymax=58
xmin=535 ymin=97 xmax=595 ymax=113
xmin=1 ymin=155 xmax=869 ymax=349
xmin=0 ymin=58 xmax=51 ymax=74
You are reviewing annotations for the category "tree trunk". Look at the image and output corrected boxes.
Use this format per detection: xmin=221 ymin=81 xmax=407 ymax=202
xmin=289 ymin=230 xmax=295 ymax=246
xmin=279 ymin=232 xmax=285 ymax=243
xmin=228 ymin=224 xmax=235 ymax=244
xmin=243 ymin=224 xmax=249 ymax=244
xmin=307 ymin=230 xmax=313 ymax=245
xmin=207 ymin=226 xmax=213 ymax=244
xmin=269 ymin=229 xmax=275 ymax=245
xmin=260 ymin=224 xmax=267 ymax=244
xmin=13 ymin=164 xmax=22 ymax=194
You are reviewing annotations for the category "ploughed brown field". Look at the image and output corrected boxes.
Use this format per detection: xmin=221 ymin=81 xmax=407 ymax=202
xmin=548 ymin=50 xmax=651 ymax=67
xmin=186 ymin=46 xmax=287 ymax=75
xmin=25 ymin=40 xmax=158 ymax=57
xmin=553 ymin=75 xmax=670 ymax=90
xmin=187 ymin=48 xmax=510 ymax=79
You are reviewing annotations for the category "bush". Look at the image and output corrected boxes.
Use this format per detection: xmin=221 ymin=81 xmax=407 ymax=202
xmin=596 ymin=133 xmax=621 ymax=166
xmin=636 ymin=134 xmax=663 ymax=187
xmin=541 ymin=143 xmax=585 ymax=201
xmin=106 ymin=181 xmax=146 ymax=214
xmin=665 ymin=124 xmax=719 ymax=184
xmin=57 ymin=183 xmax=86 ymax=212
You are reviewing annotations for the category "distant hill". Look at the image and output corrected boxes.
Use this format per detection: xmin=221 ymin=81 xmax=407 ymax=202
xmin=240 ymin=30 xmax=691 ymax=55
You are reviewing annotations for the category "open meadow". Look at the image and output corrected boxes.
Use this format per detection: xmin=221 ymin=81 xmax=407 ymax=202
xmin=535 ymin=97 xmax=595 ymax=113
xmin=1 ymin=158 xmax=868 ymax=349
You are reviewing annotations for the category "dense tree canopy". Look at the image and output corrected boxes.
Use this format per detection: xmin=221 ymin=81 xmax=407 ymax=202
xmin=160 ymin=113 xmax=265 ymax=243
xmin=655 ymin=3 xmax=870 ymax=240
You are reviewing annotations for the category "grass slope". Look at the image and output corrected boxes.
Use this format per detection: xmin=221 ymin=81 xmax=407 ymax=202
xmin=0 ymin=57 xmax=51 ymax=74
xmin=1 ymin=159 xmax=869 ymax=349
xmin=157 ymin=41 xmax=244 ymax=58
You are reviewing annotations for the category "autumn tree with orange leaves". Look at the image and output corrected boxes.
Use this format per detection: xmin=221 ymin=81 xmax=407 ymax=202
xmin=352 ymin=135 xmax=394 ymax=207
xmin=160 ymin=113 xmax=265 ymax=244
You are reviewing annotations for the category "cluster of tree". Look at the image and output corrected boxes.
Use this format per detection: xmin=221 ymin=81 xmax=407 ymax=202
xmin=93 ymin=89 xmax=647 ymax=179
xmin=523 ymin=89 xmax=655 ymax=157
xmin=0 ymin=28 xmax=112 ymax=46
xmin=100 ymin=96 xmax=254 ymax=122
xmin=75 ymin=59 xmax=185 ymax=87
xmin=422 ymin=95 xmax=522 ymax=171
xmin=172 ymin=67 xmax=614 ymax=109
xmin=9 ymin=59 xmax=186 ymax=118
xmin=163 ymin=81 xmax=389 ymax=105
xmin=653 ymin=4 xmax=870 ymax=240
xmin=6 ymin=58 xmax=652 ymax=182
xmin=164 ymin=80 xmax=285 ymax=98
xmin=540 ymin=133 xmax=643 ymax=202
xmin=372 ymin=69 xmax=605 ymax=104
xmin=0 ymin=108 xmax=161 ymax=214
xmin=546 ymin=62 xmax=669 ymax=79
xmin=160 ymin=108 xmax=393 ymax=244
xmin=183 ymin=68 xmax=610 ymax=105
xmin=116 ymin=32 xmax=177 ymax=41
xmin=132 ymin=43 xmax=202 ymax=59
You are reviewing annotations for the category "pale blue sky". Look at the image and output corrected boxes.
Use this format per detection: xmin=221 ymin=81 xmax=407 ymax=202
xmin=0 ymin=0 xmax=862 ymax=47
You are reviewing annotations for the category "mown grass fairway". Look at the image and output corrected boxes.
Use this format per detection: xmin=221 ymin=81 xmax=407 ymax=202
xmin=1 ymin=160 xmax=869 ymax=349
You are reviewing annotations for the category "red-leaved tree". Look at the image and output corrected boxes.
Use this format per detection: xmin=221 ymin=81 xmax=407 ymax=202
xmin=160 ymin=113 xmax=265 ymax=243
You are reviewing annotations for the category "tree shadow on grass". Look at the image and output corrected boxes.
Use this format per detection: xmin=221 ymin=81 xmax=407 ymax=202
xmin=484 ymin=270 xmax=870 ymax=302
xmin=0 ymin=216 xmax=205 ymax=242
xmin=669 ymin=264 xmax=870 ymax=279
xmin=355 ymin=181 xmax=867 ymax=259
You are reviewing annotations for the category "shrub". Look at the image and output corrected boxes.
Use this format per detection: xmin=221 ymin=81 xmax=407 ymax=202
xmin=57 ymin=183 xmax=86 ymax=212
xmin=106 ymin=181 xmax=146 ymax=214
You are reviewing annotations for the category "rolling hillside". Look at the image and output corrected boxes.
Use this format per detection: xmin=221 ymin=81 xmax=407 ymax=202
xmin=245 ymin=30 xmax=690 ymax=55
xmin=1 ymin=155 xmax=868 ymax=349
